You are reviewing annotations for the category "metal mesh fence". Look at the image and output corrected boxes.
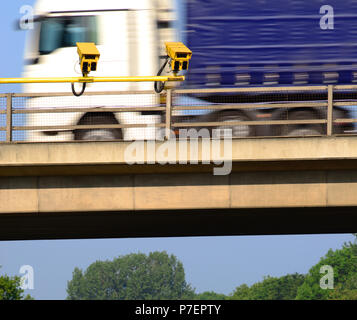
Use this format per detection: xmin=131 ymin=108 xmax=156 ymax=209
xmin=0 ymin=97 xmax=6 ymax=111
xmin=332 ymin=86 xmax=357 ymax=135
xmin=171 ymin=86 xmax=331 ymax=139
xmin=9 ymin=92 xmax=162 ymax=142
xmin=1 ymin=86 xmax=357 ymax=143
xmin=0 ymin=96 xmax=6 ymax=142
xmin=12 ymin=96 xmax=30 ymax=142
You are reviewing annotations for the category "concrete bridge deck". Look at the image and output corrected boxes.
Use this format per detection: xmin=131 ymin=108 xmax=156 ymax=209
xmin=1 ymin=136 xmax=357 ymax=240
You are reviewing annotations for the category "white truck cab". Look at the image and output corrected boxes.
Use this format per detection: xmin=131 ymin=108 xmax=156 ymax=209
xmin=23 ymin=0 xmax=176 ymax=141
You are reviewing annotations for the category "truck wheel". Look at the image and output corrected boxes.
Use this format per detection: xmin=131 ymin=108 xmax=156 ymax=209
xmin=213 ymin=111 xmax=253 ymax=138
xmin=284 ymin=110 xmax=323 ymax=136
xmin=74 ymin=112 xmax=123 ymax=141
xmin=75 ymin=128 xmax=122 ymax=141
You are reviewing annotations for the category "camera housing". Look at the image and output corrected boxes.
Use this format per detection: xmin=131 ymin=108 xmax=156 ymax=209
xmin=76 ymin=42 xmax=100 ymax=76
xmin=165 ymin=42 xmax=192 ymax=73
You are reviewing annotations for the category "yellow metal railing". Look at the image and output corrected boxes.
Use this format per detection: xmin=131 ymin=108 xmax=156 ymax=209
xmin=0 ymin=75 xmax=184 ymax=84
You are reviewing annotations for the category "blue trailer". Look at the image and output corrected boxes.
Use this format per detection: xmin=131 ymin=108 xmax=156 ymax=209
xmin=175 ymin=0 xmax=357 ymax=137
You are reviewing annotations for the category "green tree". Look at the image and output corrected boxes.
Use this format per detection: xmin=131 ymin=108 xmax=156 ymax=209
xmin=229 ymin=284 xmax=251 ymax=300
xmin=195 ymin=291 xmax=227 ymax=300
xmin=328 ymin=275 xmax=357 ymax=300
xmin=0 ymin=268 xmax=33 ymax=300
xmin=66 ymin=251 xmax=195 ymax=300
xmin=296 ymin=237 xmax=357 ymax=300
xmin=230 ymin=273 xmax=305 ymax=300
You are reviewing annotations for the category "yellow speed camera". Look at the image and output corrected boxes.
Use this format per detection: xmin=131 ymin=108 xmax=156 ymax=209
xmin=154 ymin=42 xmax=192 ymax=93
xmin=165 ymin=42 xmax=192 ymax=73
xmin=76 ymin=42 xmax=100 ymax=76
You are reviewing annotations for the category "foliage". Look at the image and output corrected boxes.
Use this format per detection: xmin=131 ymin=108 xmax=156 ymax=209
xmin=228 ymin=235 xmax=357 ymax=300
xmin=0 ymin=268 xmax=33 ymax=300
xmin=194 ymin=291 xmax=227 ymax=300
xmin=230 ymin=273 xmax=306 ymax=300
xmin=228 ymin=284 xmax=251 ymax=300
xmin=328 ymin=275 xmax=357 ymax=300
xmin=66 ymin=251 xmax=195 ymax=300
xmin=296 ymin=237 xmax=357 ymax=300
xmin=64 ymin=235 xmax=357 ymax=300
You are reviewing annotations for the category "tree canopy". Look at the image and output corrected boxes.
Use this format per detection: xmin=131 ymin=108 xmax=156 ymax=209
xmin=66 ymin=251 xmax=195 ymax=300
xmin=194 ymin=291 xmax=227 ymax=300
xmin=229 ymin=235 xmax=357 ymax=300
xmin=230 ymin=273 xmax=306 ymax=300
xmin=296 ymin=238 xmax=357 ymax=300
xmin=45 ymin=235 xmax=357 ymax=300
xmin=0 ymin=267 xmax=33 ymax=300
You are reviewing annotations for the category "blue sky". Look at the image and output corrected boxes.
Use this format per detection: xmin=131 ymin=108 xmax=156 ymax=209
xmin=0 ymin=0 xmax=355 ymax=300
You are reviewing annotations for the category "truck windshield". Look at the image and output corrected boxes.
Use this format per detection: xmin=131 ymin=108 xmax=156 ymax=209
xmin=39 ymin=16 xmax=97 ymax=55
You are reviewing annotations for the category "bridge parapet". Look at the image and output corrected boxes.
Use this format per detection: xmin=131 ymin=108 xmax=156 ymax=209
xmin=1 ymin=85 xmax=357 ymax=143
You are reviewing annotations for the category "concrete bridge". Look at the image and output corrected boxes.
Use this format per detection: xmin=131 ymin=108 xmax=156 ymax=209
xmin=1 ymin=136 xmax=357 ymax=240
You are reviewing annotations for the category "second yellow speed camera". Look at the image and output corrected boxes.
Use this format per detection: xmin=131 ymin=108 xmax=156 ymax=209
xmin=154 ymin=42 xmax=192 ymax=93
xmin=165 ymin=42 xmax=192 ymax=73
